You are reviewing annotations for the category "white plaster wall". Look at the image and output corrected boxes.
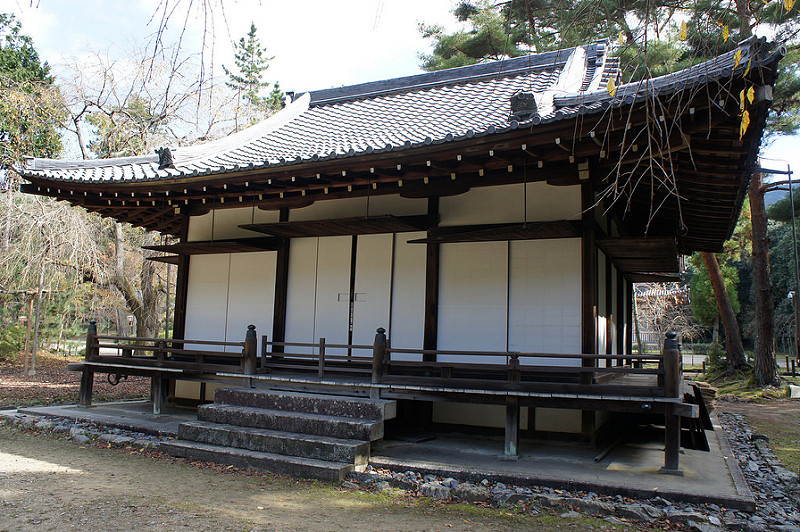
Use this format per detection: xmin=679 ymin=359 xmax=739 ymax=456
xmin=187 ymin=207 xmax=280 ymax=241
xmin=289 ymin=195 xmax=426 ymax=222
xmin=438 ymin=241 xmax=509 ymax=363
xmin=389 ymin=232 xmax=427 ymax=356
xmin=352 ymin=234 xmax=393 ymax=348
xmin=433 ymin=402 xmax=529 ymax=429
xmin=535 ymin=407 xmax=582 ymax=434
xmin=439 ymin=182 xmax=580 ymax=227
xmin=508 ymin=239 xmax=581 ymax=365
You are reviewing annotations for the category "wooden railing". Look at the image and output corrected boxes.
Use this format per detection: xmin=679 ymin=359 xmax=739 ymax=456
xmin=84 ymin=320 xmax=259 ymax=375
xmin=261 ymin=329 xmax=684 ymax=398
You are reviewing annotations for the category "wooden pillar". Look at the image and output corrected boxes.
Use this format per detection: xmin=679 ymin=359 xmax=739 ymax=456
xmin=625 ymin=280 xmax=634 ymax=357
xmin=172 ymin=216 xmax=191 ymax=340
xmin=423 ymin=197 xmax=440 ymax=360
xmin=79 ymin=319 xmax=97 ymax=407
xmin=616 ymin=267 xmax=625 ymax=363
xmin=271 ymin=208 xmax=290 ymax=354
xmin=605 ymin=254 xmax=613 ymax=365
xmin=660 ymin=332 xmax=683 ymax=475
xmin=581 ymin=181 xmax=597 ymax=440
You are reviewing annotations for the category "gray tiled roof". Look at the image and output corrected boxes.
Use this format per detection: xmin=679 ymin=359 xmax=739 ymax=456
xmin=18 ymin=37 xmax=775 ymax=184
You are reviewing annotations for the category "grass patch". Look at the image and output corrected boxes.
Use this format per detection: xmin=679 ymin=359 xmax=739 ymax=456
xmin=748 ymin=418 xmax=800 ymax=473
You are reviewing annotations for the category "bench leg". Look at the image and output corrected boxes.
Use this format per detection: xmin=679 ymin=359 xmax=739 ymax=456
xmin=78 ymin=367 xmax=94 ymax=406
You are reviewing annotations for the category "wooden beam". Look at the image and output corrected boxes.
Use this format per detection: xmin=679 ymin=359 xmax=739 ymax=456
xmin=409 ymin=220 xmax=582 ymax=244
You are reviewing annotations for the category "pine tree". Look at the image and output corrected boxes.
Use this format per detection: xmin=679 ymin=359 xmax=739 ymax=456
xmin=223 ymin=22 xmax=282 ymax=113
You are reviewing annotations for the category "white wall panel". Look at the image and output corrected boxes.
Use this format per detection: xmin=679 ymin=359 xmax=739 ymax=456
xmin=187 ymin=207 xmax=280 ymax=241
xmin=289 ymin=195 xmax=426 ymax=222
xmin=225 ymin=252 xmax=276 ymax=352
xmin=312 ymin=236 xmax=352 ymax=354
xmin=352 ymin=234 xmax=393 ymax=348
xmin=389 ymin=232 xmax=427 ymax=357
xmin=284 ymin=238 xmax=319 ymax=354
xmin=508 ymin=239 xmax=581 ymax=365
xmin=438 ymin=241 xmax=508 ymax=363
xmin=439 ymin=182 xmax=580 ymax=227
xmin=184 ymin=254 xmax=230 ymax=351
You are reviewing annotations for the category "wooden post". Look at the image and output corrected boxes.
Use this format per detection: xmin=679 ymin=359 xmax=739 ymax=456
xmin=372 ymin=328 xmax=387 ymax=398
xmin=243 ymin=325 xmax=257 ymax=375
xmin=318 ymin=337 xmax=326 ymax=378
xmin=502 ymin=354 xmax=521 ymax=460
xmin=152 ymin=373 xmax=166 ymax=416
xmin=581 ymin=180 xmax=598 ymax=442
xmin=152 ymin=340 xmax=167 ymax=415
xmin=793 ymin=359 xmax=796 ymax=377
xmin=660 ymin=331 xmax=683 ymax=476
xmin=79 ymin=319 xmax=98 ymax=406
xmin=663 ymin=332 xmax=681 ymax=398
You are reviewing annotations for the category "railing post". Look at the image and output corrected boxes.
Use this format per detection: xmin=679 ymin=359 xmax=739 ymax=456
xmin=79 ymin=319 xmax=98 ymax=406
xmin=243 ymin=324 xmax=257 ymax=375
xmin=372 ymin=328 xmax=387 ymax=397
xmin=663 ymin=331 xmax=681 ymax=398
xmin=318 ymin=337 xmax=326 ymax=378
xmin=660 ymin=331 xmax=683 ymax=476
xmin=85 ymin=319 xmax=98 ymax=361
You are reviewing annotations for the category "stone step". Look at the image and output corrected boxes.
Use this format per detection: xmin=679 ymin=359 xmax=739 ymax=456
xmin=161 ymin=439 xmax=358 ymax=482
xmin=198 ymin=403 xmax=384 ymax=441
xmin=213 ymin=388 xmax=397 ymax=421
xmin=178 ymin=420 xmax=370 ymax=465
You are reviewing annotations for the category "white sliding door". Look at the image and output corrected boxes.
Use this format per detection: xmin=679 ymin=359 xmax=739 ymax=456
xmin=225 ymin=252 xmax=276 ymax=352
xmin=508 ymin=239 xmax=581 ymax=365
xmin=312 ymin=236 xmax=352 ymax=354
xmin=352 ymin=234 xmax=394 ymax=347
xmin=184 ymin=254 xmax=230 ymax=351
xmin=438 ymin=241 xmax=508 ymax=363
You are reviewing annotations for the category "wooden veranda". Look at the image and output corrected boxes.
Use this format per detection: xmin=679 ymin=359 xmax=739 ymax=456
xmin=72 ymin=321 xmax=702 ymax=474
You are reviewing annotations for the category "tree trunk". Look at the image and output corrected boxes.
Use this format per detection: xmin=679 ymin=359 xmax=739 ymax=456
xmin=29 ymin=267 xmax=45 ymax=375
xmin=701 ymin=252 xmax=750 ymax=370
xmin=749 ymin=173 xmax=779 ymax=385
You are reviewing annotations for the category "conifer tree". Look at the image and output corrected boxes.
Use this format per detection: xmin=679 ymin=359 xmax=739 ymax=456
xmin=223 ymin=22 xmax=282 ymax=113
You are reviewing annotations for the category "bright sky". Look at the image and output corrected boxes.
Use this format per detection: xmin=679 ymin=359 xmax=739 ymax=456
xmin=5 ymin=0 xmax=799 ymax=177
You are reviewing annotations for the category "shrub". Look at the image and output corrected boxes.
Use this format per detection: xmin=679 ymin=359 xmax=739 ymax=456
xmin=706 ymin=342 xmax=728 ymax=372
xmin=0 ymin=325 xmax=25 ymax=362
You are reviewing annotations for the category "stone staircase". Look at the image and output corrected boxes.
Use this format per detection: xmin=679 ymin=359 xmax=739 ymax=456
xmin=161 ymin=387 xmax=396 ymax=482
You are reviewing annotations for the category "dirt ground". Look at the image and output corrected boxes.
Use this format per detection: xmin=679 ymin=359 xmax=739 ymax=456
xmin=0 ymin=427 xmax=627 ymax=532
xmin=0 ymin=352 xmax=149 ymax=408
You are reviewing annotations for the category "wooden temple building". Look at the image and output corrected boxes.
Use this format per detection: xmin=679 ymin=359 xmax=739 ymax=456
xmin=18 ymin=37 xmax=783 ymax=480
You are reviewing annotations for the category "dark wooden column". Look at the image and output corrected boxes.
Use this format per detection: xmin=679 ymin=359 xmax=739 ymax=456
xmin=423 ymin=197 xmax=440 ymax=360
xmin=580 ymin=180 xmax=598 ymax=440
xmin=625 ymin=279 xmax=634 ymax=356
xmin=271 ymin=208 xmax=290 ymax=354
xmin=172 ymin=215 xmax=191 ymax=340
xmin=616 ymin=267 xmax=625 ymax=363
xmin=605 ymin=253 xmax=613 ymax=360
